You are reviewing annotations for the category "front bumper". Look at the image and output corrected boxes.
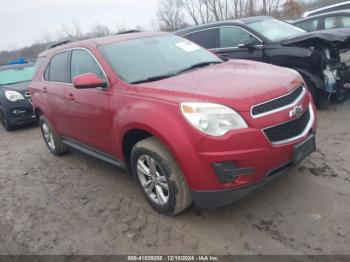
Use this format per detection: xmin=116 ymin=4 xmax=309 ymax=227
xmin=192 ymin=134 xmax=316 ymax=210
xmin=192 ymin=161 xmax=294 ymax=210
xmin=171 ymin=99 xmax=317 ymax=209
xmin=4 ymin=103 xmax=36 ymax=125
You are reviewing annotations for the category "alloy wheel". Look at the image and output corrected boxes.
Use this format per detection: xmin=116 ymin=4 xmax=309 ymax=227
xmin=137 ymin=155 xmax=169 ymax=205
xmin=41 ymin=122 xmax=56 ymax=150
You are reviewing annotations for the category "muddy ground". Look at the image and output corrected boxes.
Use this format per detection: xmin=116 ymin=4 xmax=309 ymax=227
xmin=0 ymin=101 xmax=349 ymax=255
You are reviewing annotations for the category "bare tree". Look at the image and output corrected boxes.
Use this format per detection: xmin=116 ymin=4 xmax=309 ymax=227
xmin=157 ymin=0 xmax=187 ymax=31
xmin=87 ymin=24 xmax=111 ymax=38
xmin=283 ymin=0 xmax=302 ymax=19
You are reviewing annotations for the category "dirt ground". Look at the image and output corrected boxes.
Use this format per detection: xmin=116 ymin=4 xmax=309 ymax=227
xmin=0 ymin=101 xmax=350 ymax=255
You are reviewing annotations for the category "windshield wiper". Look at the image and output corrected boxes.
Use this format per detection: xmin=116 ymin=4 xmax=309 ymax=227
xmin=176 ymin=61 xmax=222 ymax=75
xmin=130 ymin=73 xmax=177 ymax=84
xmin=129 ymin=61 xmax=222 ymax=84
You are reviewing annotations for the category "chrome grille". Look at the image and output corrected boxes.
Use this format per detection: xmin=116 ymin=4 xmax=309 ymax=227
xmin=252 ymin=86 xmax=305 ymax=117
xmin=25 ymin=92 xmax=32 ymax=104
xmin=263 ymin=106 xmax=313 ymax=144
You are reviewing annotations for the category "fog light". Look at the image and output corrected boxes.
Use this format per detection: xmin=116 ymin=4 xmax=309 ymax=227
xmin=12 ymin=110 xmax=26 ymax=115
xmin=213 ymin=162 xmax=255 ymax=183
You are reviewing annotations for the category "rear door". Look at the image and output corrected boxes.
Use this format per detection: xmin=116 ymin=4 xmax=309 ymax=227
xmin=43 ymin=51 xmax=71 ymax=136
xmin=66 ymin=48 xmax=114 ymax=154
xmin=324 ymin=15 xmax=350 ymax=30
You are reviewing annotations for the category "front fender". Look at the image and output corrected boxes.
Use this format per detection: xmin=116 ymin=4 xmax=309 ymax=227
xmin=109 ymin=97 xmax=208 ymax=187
xmin=113 ymin=99 xmax=205 ymax=157
xmin=292 ymin=67 xmax=325 ymax=91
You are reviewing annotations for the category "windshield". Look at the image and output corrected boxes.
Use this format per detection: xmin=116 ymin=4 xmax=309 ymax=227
xmin=0 ymin=66 xmax=35 ymax=85
xmin=98 ymin=35 xmax=222 ymax=84
xmin=247 ymin=19 xmax=305 ymax=42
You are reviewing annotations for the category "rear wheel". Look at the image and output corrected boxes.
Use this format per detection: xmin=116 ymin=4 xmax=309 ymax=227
xmin=40 ymin=115 xmax=68 ymax=156
xmin=131 ymin=137 xmax=192 ymax=215
xmin=0 ymin=107 xmax=14 ymax=131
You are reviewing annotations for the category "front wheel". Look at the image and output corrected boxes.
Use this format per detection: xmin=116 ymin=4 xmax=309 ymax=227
xmin=131 ymin=137 xmax=192 ymax=215
xmin=40 ymin=115 xmax=68 ymax=156
xmin=0 ymin=107 xmax=14 ymax=131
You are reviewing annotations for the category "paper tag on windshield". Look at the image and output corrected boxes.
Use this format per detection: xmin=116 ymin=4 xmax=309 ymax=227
xmin=176 ymin=41 xmax=200 ymax=52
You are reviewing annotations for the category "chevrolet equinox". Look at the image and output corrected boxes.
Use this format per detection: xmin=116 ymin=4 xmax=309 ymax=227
xmin=30 ymin=32 xmax=317 ymax=215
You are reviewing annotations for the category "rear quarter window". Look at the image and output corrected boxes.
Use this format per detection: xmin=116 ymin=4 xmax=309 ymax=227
xmin=44 ymin=51 xmax=70 ymax=83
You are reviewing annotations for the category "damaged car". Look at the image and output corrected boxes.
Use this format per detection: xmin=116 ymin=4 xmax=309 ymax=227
xmin=176 ymin=16 xmax=350 ymax=104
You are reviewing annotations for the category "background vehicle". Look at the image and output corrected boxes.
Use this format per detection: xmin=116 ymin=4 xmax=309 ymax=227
xmin=302 ymin=1 xmax=350 ymax=17
xmin=176 ymin=16 xmax=350 ymax=104
xmin=293 ymin=10 xmax=350 ymax=32
xmin=0 ymin=62 xmax=36 ymax=131
xmin=30 ymin=33 xmax=316 ymax=215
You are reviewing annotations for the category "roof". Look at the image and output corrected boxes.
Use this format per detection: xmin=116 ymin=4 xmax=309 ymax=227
xmin=303 ymin=1 xmax=350 ymax=17
xmin=39 ymin=32 xmax=169 ymax=57
xmin=175 ymin=16 xmax=272 ymax=35
xmin=294 ymin=9 xmax=350 ymax=23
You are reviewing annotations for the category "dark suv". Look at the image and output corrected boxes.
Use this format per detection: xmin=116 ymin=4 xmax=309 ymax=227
xmin=0 ymin=63 xmax=37 ymax=130
xmin=30 ymin=33 xmax=316 ymax=215
xmin=176 ymin=16 xmax=350 ymax=103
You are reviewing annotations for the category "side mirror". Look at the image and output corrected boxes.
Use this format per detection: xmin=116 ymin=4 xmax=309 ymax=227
xmin=238 ymin=39 xmax=259 ymax=49
xmin=73 ymin=73 xmax=107 ymax=89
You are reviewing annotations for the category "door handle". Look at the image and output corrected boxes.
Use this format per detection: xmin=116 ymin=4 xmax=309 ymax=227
xmin=43 ymin=87 xmax=48 ymax=93
xmin=67 ymin=93 xmax=75 ymax=101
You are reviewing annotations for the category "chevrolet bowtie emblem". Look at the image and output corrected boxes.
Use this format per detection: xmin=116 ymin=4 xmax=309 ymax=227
xmin=289 ymin=105 xmax=303 ymax=118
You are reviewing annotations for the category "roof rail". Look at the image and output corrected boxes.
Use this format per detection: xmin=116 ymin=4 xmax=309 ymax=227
xmin=46 ymin=38 xmax=76 ymax=50
xmin=115 ymin=30 xmax=142 ymax=35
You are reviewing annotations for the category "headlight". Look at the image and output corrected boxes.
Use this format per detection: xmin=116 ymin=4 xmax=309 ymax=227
xmin=5 ymin=90 xmax=25 ymax=102
xmin=180 ymin=102 xmax=248 ymax=136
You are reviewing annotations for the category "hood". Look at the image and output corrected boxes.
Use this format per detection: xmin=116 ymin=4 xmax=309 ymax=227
xmin=281 ymin=28 xmax=350 ymax=47
xmin=136 ymin=60 xmax=302 ymax=112
xmin=0 ymin=81 xmax=30 ymax=93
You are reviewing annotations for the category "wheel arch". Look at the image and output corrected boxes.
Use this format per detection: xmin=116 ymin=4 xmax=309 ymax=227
xmin=34 ymin=107 xmax=44 ymax=119
xmin=120 ymin=124 xmax=176 ymax=173
xmin=292 ymin=67 xmax=324 ymax=91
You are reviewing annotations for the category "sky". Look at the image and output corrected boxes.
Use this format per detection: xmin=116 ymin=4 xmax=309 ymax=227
xmin=0 ymin=0 xmax=160 ymax=51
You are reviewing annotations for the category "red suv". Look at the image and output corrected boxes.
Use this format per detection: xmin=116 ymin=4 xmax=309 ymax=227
xmin=30 ymin=32 xmax=317 ymax=215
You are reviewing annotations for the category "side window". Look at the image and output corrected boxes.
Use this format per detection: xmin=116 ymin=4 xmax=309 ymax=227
xmin=186 ymin=28 xmax=220 ymax=49
xmin=325 ymin=16 xmax=350 ymax=30
xmin=296 ymin=19 xmax=319 ymax=32
xmin=46 ymin=51 xmax=70 ymax=83
xmin=219 ymin=27 xmax=260 ymax=48
xmin=70 ymin=49 xmax=105 ymax=82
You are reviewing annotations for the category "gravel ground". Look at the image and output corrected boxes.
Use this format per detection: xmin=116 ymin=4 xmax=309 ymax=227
xmin=0 ymin=101 xmax=349 ymax=255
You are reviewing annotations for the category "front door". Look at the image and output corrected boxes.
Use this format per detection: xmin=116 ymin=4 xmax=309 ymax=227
xmin=212 ymin=26 xmax=264 ymax=61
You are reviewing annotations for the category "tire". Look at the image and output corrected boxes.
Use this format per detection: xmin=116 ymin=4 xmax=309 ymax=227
xmin=0 ymin=107 xmax=14 ymax=131
xmin=40 ymin=115 xmax=68 ymax=156
xmin=301 ymin=74 xmax=319 ymax=107
xmin=131 ymin=137 xmax=192 ymax=215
